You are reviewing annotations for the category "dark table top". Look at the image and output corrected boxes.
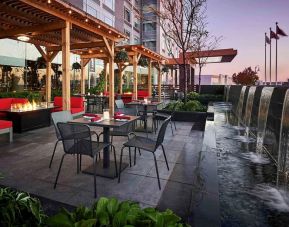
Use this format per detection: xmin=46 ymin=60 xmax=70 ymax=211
xmin=70 ymin=114 xmax=140 ymax=128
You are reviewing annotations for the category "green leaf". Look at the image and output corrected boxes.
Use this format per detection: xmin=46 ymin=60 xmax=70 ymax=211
xmin=46 ymin=212 xmax=74 ymax=227
xmin=96 ymin=210 xmax=110 ymax=226
xmin=155 ymin=213 xmax=165 ymax=227
xmin=96 ymin=197 xmax=109 ymax=214
xmin=107 ymin=198 xmax=119 ymax=217
xmin=74 ymin=219 xmax=96 ymax=227
xmin=112 ymin=211 xmax=127 ymax=227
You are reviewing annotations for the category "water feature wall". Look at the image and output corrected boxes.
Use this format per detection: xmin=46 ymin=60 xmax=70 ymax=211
xmin=227 ymin=86 xmax=288 ymax=167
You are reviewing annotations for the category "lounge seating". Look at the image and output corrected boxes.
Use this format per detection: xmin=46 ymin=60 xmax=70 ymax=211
xmin=0 ymin=98 xmax=29 ymax=119
xmin=52 ymin=96 xmax=85 ymax=117
xmin=0 ymin=120 xmax=13 ymax=142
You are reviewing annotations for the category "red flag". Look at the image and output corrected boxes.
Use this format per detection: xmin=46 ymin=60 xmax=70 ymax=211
xmin=276 ymin=25 xmax=288 ymax=37
xmin=270 ymin=30 xmax=279 ymax=39
xmin=265 ymin=34 xmax=270 ymax=44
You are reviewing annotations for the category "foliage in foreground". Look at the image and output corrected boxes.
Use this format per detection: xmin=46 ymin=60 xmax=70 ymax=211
xmin=0 ymin=187 xmax=46 ymax=227
xmin=47 ymin=197 xmax=189 ymax=227
xmin=0 ymin=186 xmax=189 ymax=227
xmin=166 ymin=100 xmax=207 ymax=112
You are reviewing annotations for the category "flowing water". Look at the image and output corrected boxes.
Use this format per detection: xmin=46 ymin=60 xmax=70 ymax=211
xmin=215 ymin=86 xmax=289 ymax=226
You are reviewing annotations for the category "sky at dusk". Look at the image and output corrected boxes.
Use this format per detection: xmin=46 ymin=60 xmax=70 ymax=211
xmin=202 ymin=0 xmax=289 ymax=82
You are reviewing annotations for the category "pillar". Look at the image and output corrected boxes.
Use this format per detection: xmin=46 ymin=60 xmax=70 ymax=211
xmin=158 ymin=66 xmax=161 ymax=102
xmin=133 ymin=55 xmax=138 ymax=100
xmin=104 ymin=61 xmax=108 ymax=92
xmin=80 ymin=59 xmax=87 ymax=94
xmin=108 ymin=43 xmax=115 ymax=115
xmin=62 ymin=21 xmax=71 ymax=111
xmin=148 ymin=60 xmax=152 ymax=97
xmin=119 ymin=68 xmax=123 ymax=94
xmin=46 ymin=61 xmax=52 ymax=102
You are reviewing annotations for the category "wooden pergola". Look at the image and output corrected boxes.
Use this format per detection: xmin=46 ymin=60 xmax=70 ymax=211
xmin=0 ymin=0 xmax=125 ymax=114
xmin=78 ymin=44 xmax=167 ymax=101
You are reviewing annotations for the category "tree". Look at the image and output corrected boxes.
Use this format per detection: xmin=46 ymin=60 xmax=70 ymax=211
xmin=153 ymin=0 xmax=207 ymax=102
xmin=232 ymin=67 xmax=259 ymax=85
xmin=193 ymin=19 xmax=222 ymax=92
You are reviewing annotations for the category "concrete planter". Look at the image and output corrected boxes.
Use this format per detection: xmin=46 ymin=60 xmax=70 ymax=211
xmin=157 ymin=109 xmax=209 ymax=122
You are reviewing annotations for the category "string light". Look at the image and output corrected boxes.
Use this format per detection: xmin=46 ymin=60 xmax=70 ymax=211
xmin=97 ymin=25 xmax=101 ymax=29
xmin=85 ymin=18 xmax=88 ymax=22
xmin=108 ymin=30 xmax=112 ymax=34
xmin=69 ymin=9 xmax=72 ymax=14
xmin=47 ymin=0 xmax=51 ymax=3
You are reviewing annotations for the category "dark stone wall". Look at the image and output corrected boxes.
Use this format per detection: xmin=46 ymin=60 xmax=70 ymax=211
xmin=250 ymin=86 xmax=264 ymax=128
xmin=241 ymin=86 xmax=250 ymax=118
xmin=228 ymin=85 xmax=243 ymax=113
xmin=197 ymin=85 xmax=225 ymax=95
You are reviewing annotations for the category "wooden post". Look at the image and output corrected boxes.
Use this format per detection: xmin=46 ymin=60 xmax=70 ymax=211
xmin=104 ymin=61 xmax=108 ymax=92
xmin=119 ymin=68 xmax=124 ymax=94
xmin=158 ymin=64 xmax=161 ymax=102
xmin=46 ymin=61 xmax=52 ymax=102
xmin=148 ymin=60 xmax=152 ymax=97
xmin=108 ymin=44 xmax=115 ymax=115
xmin=62 ymin=21 xmax=71 ymax=111
xmin=133 ymin=55 xmax=138 ymax=100
xmin=171 ymin=68 xmax=174 ymax=87
xmin=80 ymin=58 xmax=89 ymax=95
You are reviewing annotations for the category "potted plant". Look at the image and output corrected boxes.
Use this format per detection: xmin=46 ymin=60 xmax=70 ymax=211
xmin=72 ymin=62 xmax=81 ymax=70
xmin=138 ymin=57 xmax=148 ymax=67
xmin=162 ymin=65 xmax=170 ymax=73
xmin=115 ymin=49 xmax=129 ymax=63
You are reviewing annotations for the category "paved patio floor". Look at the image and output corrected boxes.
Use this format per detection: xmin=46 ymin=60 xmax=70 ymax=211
xmin=0 ymin=120 xmax=219 ymax=226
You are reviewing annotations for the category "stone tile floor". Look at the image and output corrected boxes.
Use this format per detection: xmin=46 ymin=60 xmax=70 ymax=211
xmin=0 ymin=120 xmax=219 ymax=226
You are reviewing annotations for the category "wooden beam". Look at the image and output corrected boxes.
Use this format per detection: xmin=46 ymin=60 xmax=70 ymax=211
xmin=47 ymin=41 xmax=105 ymax=52
xmin=35 ymin=45 xmax=48 ymax=62
xmin=104 ymin=61 xmax=108 ymax=92
xmin=148 ymin=60 xmax=152 ymax=97
xmin=133 ymin=54 xmax=138 ymax=100
xmin=0 ymin=21 xmax=66 ymax=39
xmin=48 ymin=51 xmax=59 ymax=62
xmin=103 ymin=37 xmax=113 ymax=57
xmin=81 ymin=53 xmax=107 ymax=59
xmin=62 ymin=21 xmax=71 ymax=111
xmin=108 ymin=42 xmax=115 ymax=115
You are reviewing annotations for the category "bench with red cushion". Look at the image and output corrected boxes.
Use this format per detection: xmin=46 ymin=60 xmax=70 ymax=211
xmin=53 ymin=96 xmax=85 ymax=116
xmin=0 ymin=98 xmax=29 ymax=119
xmin=0 ymin=120 xmax=13 ymax=142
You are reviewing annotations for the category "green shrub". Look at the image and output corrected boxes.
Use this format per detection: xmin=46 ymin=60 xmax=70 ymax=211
xmin=0 ymin=187 xmax=46 ymax=227
xmin=47 ymin=197 xmax=189 ymax=227
xmin=165 ymin=100 xmax=206 ymax=112
xmin=187 ymin=92 xmax=200 ymax=100
xmin=187 ymin=92 xmax=223 ymax=105
xmin=0 ymin=91 xmax=42 ymax=102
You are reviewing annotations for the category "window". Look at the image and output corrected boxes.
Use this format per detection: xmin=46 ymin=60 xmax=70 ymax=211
xmin=143 ymin=22 xmax=156 ymax=32
xmin=87 ymin=5 xmax=97 ymax=17
xmin=124 ymin=8 xmax=131 ymax=23
xmin=104 ymin=16 xmax=114 ymax=26
xmin=134 ymin=17 xmax=140 ymax=29
xmin=124 ymin=29 xmax=131 ymax=42
xmin=103 ymin=0 xmax=115 ymax=10
xmin=134 ymin=36 xmax=140 ymax=44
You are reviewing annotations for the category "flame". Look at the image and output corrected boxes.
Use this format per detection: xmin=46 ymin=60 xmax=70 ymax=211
xmin=12 ymin=100 xmax=37 ymax=112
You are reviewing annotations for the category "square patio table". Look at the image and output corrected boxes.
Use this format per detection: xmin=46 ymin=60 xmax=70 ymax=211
xmin=70 ymin=114 xmax=140 ymax=178
xmin=126 ymin=101 xmax=163 ymax=132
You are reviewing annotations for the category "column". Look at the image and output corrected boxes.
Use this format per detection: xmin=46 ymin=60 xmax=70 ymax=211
xmin=158 ymin=66 xmax=161 ymax=102
xmin=119 ymin=68 xmax=123 ymax=94
xmin=46 ymin=61 xmax=52 ymax=102
xmin=80 ymin=59 xmax=87 ymax=94
xmin=148 ymin=60 xmax=152 ymax=97
xmin=61 ymin=21 xmax=71 ymax=111
xmin=104 ymin=61 xmax=108 ymax=92
xmin=133 ymin=55 xmax=138 ymax=100
xmin=108 ymin=43 xmax=115 ymax=115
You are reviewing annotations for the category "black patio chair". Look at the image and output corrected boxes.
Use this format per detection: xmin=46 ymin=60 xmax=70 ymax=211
xmin=118 ymin=116 xmax=171 ymax=189
xmin=115 ymin=99 xmax=137 ymax=116
xmin=54 ymin=122 xmax=118 ymax=198
xmin=49 ymin=111 xmax=73 ymax=168
xmin=153 ymin=110 xmax=176 ymax=135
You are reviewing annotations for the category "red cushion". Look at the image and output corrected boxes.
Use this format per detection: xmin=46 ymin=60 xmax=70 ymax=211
xmin=71 ymin=97 xmax=84 ymax=108
xmin=0 ymin=98 xmax=13 ymax=109
xmin=12 ymin=98 xmax=28 ymax=104
xmin=71 ymin=107 xmax=84 ymax=114
xmin=0 ymin=120 xmax=12 ymax=129
xmin=52 ymin=107 xmax=63 ymax=112
xmin=137 ymin=90 xmax=149 ymax=97
xmin=54 ymin=97 xmax=63 ymax=107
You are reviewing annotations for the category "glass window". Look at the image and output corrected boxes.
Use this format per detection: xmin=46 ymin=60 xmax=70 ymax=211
xmin=104 ymin=16 xmax=114 ymax=26
xmin=103 ymin=0 xmax=115 ymax=10
xmin=124 ymin=8 xmax=131 ymax=23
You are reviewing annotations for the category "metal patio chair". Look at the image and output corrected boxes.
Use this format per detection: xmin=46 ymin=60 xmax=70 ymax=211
xmin=49 ymin=111 xmax=73 ymax=168
xmin=118 ymin=116 xmax=171 ymax=189
xmin=153 ymin=110 xmax=176 ymax=135
xmin=54 ymin=122 xmax=118 ymax=198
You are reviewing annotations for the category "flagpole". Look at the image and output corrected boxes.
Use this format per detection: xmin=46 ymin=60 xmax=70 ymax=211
xmin=265 ymin=33 xmax=267 ymax=84
xmin=269 ymin=27 xmax=272 ymax=85
xmin=275 ymin=22 xmax=278 ymax=85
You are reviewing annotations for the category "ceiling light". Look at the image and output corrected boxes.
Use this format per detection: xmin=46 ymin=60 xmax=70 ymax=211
xmin=69 ymin=9 xmax=72 ymax=14
xmin=17 ymin=35 xmax=30 ymax=42
xmin=85 ymin=18 xmax=88 ymax=22
xmin=97 ymin=25 xmax=101 ymax=29
xmin=108 ymin=30 xmax=111 ymax=34
xmin=47 ymin=0 xmax=51 ymax=3
xmin=124 ymin=62 xmax=129 ymax=66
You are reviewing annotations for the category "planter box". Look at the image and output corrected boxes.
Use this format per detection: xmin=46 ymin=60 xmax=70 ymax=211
xmin=157 ymin=109 xmax=210 ymax=122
